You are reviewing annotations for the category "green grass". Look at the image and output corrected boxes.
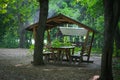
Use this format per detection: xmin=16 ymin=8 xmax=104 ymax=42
xmin=91 ymin=48 xmax=102 ymax=54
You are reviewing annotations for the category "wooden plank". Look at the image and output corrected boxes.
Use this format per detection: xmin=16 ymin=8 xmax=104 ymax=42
xmin=47 ymin=29 xmax=51 ymax=44
xmin=87 ymin=32 xmax=95 ymax=61
xmin=33 ymin=27 xmax=36 ymax=41
xmin=80 ymin=31 xmax=89 ymax=61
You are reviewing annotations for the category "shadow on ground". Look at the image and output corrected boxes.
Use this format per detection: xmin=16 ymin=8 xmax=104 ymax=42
xmin=0 ymin=48 xmax=101 ymax=80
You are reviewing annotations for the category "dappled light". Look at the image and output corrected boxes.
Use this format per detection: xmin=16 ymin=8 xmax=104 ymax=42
xmin=89 ymin=75 xmax=100 ymax=80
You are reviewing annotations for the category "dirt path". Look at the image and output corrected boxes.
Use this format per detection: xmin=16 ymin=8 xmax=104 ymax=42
xmin=0 ymin=48 xmax=101 ymax=80
xmin=0 ymin=48 xmax=32 ymax=65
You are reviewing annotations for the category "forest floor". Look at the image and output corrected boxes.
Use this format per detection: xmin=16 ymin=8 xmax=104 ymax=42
xmin=0 ymin=48 xmax=102 ymax=80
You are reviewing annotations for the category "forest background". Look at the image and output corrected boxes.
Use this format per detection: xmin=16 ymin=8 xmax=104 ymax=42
xmin=0 ymin=0 xmax=119 ymax=56
xmin=0 ymin=0 xmax=120 ymax=80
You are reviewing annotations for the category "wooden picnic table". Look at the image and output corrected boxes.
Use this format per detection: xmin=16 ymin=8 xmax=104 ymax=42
xmin=50 ymin=46 xmax=75 ymax=62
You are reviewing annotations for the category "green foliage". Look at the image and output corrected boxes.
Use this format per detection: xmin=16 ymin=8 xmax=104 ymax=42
xmin=57 ymin=1 xmax=81 ymax=20
xmin=113 ymin=58 xmax=120 ymax=80
xmin=114 ymin=63 xmax=120 ymax=70
xmin=51 ymin=39 xmax=62 ymax=48
xmin=28 ymin=44 xmax=34 ymax=55
xmin=0 ymin=0 xmax=104 ymax=50
xmin=113 ymin=42 xmax=120 ymax=57
xmin=0 ymin=0 xmax=38 ymax=48
xmin=3 ymin=28 xmax=19 ymax=48
xmin=0 ymin=0 xmax=9 ymax=14
xmin=95 ymin=16 xmax=104 ymax=30
xmin=91 ymin=48 xmax=102 ymax=54
xmin=117 ymin=50 xmax=120 ymax=56
xmin=113 ymin=57 xmax=120 ymax=70
xmin=74 ymin=47 xmax=81 ymax=53
xmin=63 ymin=36 xmax=72 ymax=46
xmin=51 ymin=37 xmax=72 ymax=48
xmin=76 ymin=0 xmax=103 ymax=17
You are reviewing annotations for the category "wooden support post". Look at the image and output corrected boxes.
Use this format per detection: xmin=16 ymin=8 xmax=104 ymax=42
xmin=87 ymin=32 xmax=95 ymax=62
xmin=47 ymin=29 xmax=51 ymax=46
xmin=84 ymin=31 xmax=89 ymax=46
xmin=81 ymin=31 xmax=89 ymax=61
xmin=33 ymin=27 xmax=36 ymax=41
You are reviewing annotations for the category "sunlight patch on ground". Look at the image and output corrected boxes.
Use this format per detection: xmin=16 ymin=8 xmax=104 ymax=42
xmin=43 ymin=68 xmax=63 ymax=71
xmin=15 ymin=64 xmax=23 ymax=67
xmin=89 ymin=75 xmax=100 ymax=80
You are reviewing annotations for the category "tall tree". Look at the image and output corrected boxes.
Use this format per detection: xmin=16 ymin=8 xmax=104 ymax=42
xmin=99 ymin=0 xmax=120 ymax=80
xmin=33 ymin=0 xmax=48 ymax=65
xmin=0 ymin=0 xmax=38 ymax=48
xmin=16 ymin=0 xmax=37 ymax=48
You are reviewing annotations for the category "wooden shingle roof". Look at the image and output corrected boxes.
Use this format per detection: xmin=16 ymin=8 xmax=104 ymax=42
xmin=26 ymin=14 xmax=98 ymax=33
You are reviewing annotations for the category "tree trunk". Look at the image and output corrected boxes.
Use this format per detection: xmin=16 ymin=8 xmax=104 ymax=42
xmin=19 ymin=25 xmax=26 ymax=48
xmin=17 ymin=13 xmax=26 ymax=48
xmin=20 ymin=21 xmax=30 ymax=48
xmin=33 ymin=0 xmax=48 ymax=65
xmin=99 ymin=0 xmax=120 ymax=80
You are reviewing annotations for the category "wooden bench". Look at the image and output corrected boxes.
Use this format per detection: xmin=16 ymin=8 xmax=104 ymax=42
xmin=43 ymin=51 xmax=53 ymax=62
xmin=70 ymin=45 xmax=93 ymax=64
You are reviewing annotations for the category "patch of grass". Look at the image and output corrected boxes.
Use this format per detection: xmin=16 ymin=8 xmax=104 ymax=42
xmin=91 ymin=48 xmax=102 ymax=54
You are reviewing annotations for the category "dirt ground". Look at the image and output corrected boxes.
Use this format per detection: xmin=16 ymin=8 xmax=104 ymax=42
xmin=0 ymin=48 xmax=101 ymax=80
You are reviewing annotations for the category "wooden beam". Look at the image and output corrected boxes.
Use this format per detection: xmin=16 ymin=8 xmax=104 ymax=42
xmin=33 ymin=27 xmax=36 ymax=41
xmin=87 ymin=32 xmax=95 ymax=61
xmin=84 ymin=31 xmax=89 ymax=47
xmin=47 ymin=29 xmax=51 ymax=45
xmin=81 ymin=31 xmax=89 ymax=61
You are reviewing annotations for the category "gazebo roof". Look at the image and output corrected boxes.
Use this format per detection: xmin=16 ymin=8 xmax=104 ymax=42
xmin=59 ymin=27 xmax=88 ymax=36
xmin=26 ymin=13 xmax=98 ymax=33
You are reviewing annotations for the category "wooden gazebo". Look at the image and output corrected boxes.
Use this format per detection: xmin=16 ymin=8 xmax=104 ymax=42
xmin=26 ymin=13 xmax=98 ymax=62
